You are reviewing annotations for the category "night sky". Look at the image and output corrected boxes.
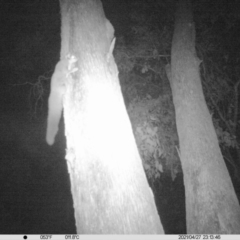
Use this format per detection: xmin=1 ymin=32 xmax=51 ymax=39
xmin=0 ymin=0 xmax=240 ymax=234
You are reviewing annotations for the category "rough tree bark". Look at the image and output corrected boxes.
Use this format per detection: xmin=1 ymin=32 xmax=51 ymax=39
xmin=166 ymin=0 xmax=240 ymax=234
xmin=59 ymin=0 xmax=164 ymax=234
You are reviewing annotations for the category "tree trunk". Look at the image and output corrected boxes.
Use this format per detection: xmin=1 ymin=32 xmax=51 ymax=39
xmin=59 ymin=0 xmax=164 ymax=234
xmin=166 ymin=0 xmax=240 ymax=234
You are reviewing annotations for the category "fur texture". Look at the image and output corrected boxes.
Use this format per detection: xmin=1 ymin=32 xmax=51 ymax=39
xmin=46 ymin=59 xmax=68 ymax=145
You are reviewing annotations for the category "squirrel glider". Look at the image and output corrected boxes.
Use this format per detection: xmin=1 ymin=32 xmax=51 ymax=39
xmin=46 ymin=36 xmax=114 ymax=145
xmin=46 ymin=55 xmax=77 ymax=145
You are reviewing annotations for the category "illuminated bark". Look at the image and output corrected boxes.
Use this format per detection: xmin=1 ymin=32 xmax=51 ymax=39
xmin=59 ymin=0 xmax=164 ymax=234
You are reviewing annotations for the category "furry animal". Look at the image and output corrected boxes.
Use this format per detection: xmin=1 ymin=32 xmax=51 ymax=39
xmin=46 ymin=59 xmax=68 ymax=145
